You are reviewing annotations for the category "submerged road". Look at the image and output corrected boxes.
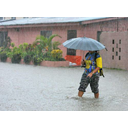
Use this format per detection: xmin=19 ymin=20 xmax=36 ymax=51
xmin=0 ymin=62 xmax=128 ymax=111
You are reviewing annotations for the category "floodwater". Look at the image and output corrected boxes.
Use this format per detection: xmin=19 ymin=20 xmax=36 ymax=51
xmin=0 ymin=62 xmax=128 ymax=111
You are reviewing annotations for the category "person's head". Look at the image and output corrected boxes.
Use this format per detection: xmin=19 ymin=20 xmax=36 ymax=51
xmin=89 ymin=51 xmax=96 ymax=53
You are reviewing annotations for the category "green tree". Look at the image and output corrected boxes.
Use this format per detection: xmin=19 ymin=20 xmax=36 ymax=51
xmin=53 ymin=41 xmax=61 ymax=50
xmin=35 ymin=34 xmax=62 ymax=52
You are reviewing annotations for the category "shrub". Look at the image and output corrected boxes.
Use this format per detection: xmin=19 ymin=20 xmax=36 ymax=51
xmin=6 ymin=46 xmax=22 ymax=64
xmin=11 ymin=54 xmax=21 ymax=63
xmin=0 ymin=47 xmax=11 ymax=62
xmin=24 ymin=55 xmax=31 ymax=64
xmin=0 ymin=53 xmax=7 ymax=62
xmin=32 ymin=55 xmax=43 ymax=65
xmin=57 ymin=58 xmax=66 ymax=61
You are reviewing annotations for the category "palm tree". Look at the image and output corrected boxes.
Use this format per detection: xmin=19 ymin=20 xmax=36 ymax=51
xmin=52 ymin=41 xmax=61 ymax=50
xmin=35 ymin=34 xmax=62 ymax=52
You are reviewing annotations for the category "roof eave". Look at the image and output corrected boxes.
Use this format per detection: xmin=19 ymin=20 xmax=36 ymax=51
xmin=81 ymin=17 xmax=127 ymax=25
xmin=0 ymin=22 xmax=80 ymax=29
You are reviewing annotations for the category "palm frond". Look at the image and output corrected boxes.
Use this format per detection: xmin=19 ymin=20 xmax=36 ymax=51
xmin=48 ymin=34 xmax=62 ymax=43
xmin=53 ymin=41 xmax=61 ymax=49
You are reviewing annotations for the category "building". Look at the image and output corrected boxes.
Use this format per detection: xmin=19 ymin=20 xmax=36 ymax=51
xmin=0 ymin=17 xmax=128 ymax=70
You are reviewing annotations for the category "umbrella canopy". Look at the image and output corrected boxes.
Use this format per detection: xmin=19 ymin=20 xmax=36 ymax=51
xmin=63 ymin=37 xmax=105 ymax=51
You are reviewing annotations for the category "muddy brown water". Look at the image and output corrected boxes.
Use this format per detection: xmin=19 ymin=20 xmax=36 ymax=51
xmin=0 ymin=62 xmax=128 ymax=111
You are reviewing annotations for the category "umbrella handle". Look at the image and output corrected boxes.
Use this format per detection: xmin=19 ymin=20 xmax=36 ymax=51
xmin=83 ymin=51 xmax=85 ymax=60
xmin=105 ymin=48 xmax=108 ymax=51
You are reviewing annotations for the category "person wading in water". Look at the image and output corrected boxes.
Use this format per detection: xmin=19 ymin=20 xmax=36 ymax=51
xmin=78 ymin=51 xmax=103 ymax=98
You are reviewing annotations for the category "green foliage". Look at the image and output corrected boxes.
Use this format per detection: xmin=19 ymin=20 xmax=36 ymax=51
xmin=6 ymin=42 xmax=30 ymax=64
xmin=32 ymin=54 xmax=43 ymax=65
xmin=11 ymin=54 xmax=21 ymax=63
xmin=0 ymin=53 xmax=7 ymax=62
xmin=11 ymin=42 xmax=15 ymax=47
xmin=6 ymin=45 xmax=22 ymax=63
xmin=7 ymin=46 xmax=21 ymax=59
xmin=0 ymin=47 xmax=11 ymax=62
xmin=32 ymin=34 xmax=61 ymax=64
xmin=19 ymin=43 xmax=29 ymax=50
xmin=53 ymin=41 xmax=61 ymax=50
xmin=0 ymin=36 xmax=12 ymax=62
xmin=24 ymin=55 xmax=31 ymax=64
xmin=0 ymin=34 xmax=65 ymax=65
xmin=35 ymin=34 xmax=62 ymax=52
xmin=19 ymin=43 xmax=29 ymax=58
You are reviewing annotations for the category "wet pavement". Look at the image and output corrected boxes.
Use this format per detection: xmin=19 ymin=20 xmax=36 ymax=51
xmin=0 ymin=62 xmax=128 ymax=111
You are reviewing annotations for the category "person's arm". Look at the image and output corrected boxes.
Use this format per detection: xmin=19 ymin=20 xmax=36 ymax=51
xmin=87 ymin=67 xmax=100 ymax=77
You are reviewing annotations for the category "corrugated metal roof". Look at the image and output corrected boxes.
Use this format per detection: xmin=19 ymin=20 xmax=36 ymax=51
xmin=0 ymin=17 xmax=109 ymax=26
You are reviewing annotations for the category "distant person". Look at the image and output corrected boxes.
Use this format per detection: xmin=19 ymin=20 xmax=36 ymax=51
xmin=78 ymin=51 xmax=103 ymax=98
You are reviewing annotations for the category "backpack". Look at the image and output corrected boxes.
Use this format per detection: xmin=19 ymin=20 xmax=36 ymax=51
xmin=85 ymin=52 xmax=105 ymax=77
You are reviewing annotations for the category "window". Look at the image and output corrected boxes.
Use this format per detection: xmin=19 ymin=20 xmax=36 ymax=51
xmin=112 ymin=39 xmax=115 ymax=44
xmin=67 ymin=30 xmax=77 ymax=56
xmin=112 ymin=47 xmax=114 ymax=52
xmin=116 ymin=43 xmax=118 ymax=48
xmin=112 ymin=55 xmax=114 ymax=60
xmin=0 ymin=31 xmax=8 ymax=47
xmin=116 ymin=51 xmax=118 ymax=56
xmin=119 ymin=40 xmax=121 ymax=44
xmin=119 ymin=56 xmax=121 ymax=60
xmin=40 ymin=31 xmax=52 ymax=38
xmin=119 ymin=48 xmax=121 ymax=52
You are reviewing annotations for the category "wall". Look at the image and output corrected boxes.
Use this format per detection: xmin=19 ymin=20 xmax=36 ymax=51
xmin=2 ymin=24 xmax=85 ymax=58
xmin=100 ymin=31 xmax=128 ymax=70
xmin=83 ymin=18 xmax=128 ymax=39
xmin=1 ymin=18 xmax=128 ymax=70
